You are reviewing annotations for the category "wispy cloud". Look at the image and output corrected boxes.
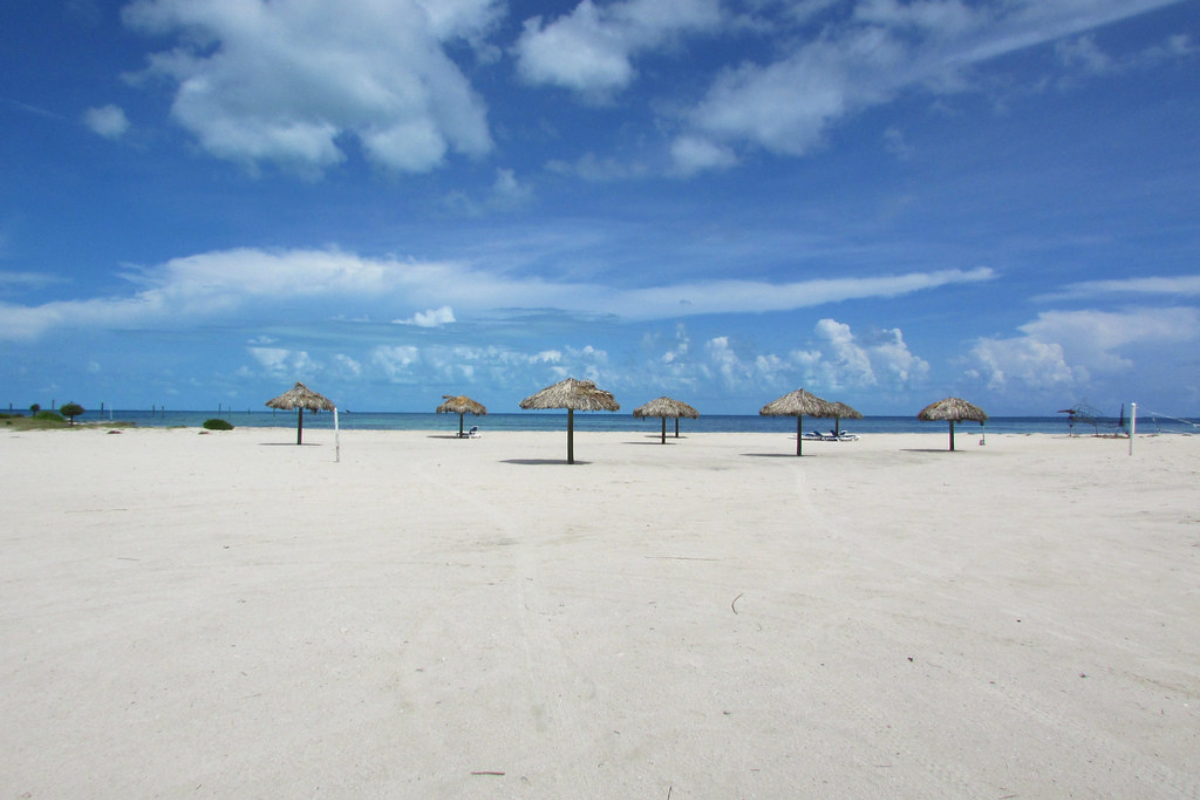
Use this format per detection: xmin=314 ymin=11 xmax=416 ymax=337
xmin=673 ymin=0 xmax=1186 ymax=171
xmin=0 ymin=247 xmax=994 ymax=340
xmin=1038 ymin=274 xmax=1200 ymax=301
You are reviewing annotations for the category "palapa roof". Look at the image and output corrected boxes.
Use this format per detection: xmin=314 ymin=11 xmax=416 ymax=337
xmin=436 ymin=395 xmax=487 ymax=416
xmin=917 ymin=397 xmax=988 ymax=423
xmin=759 ymin=388 xmax=835 ymax=418
xmin=633 ymin=396 xmax=699 ymax=419
xmin=265 ymin=382 xmax=335 ymax=412
xmin=519 ymin=377 xmax=620 ymax=411
xmin=829 ymin=401 xmax=864 ymax=420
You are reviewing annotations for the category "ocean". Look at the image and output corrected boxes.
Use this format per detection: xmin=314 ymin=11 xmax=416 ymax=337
xmin=50 ymin=409 xmax=1200 ymax=436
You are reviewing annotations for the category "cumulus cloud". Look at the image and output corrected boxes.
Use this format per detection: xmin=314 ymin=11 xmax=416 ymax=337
xmin=795 ymin=319 xmax=929 ymax=389
xmin=83 ymin=105 xmax=130 ymax=139
xmin=695 ymin=319 xmax=927 ymax=393
xmin=121 ymin=0 xmax=496 ymax=173
xmin=395 ymin=306 xmax=456 ymax=327
xmin=968 ymin=307 xmax=1200 ymax=391
xmin=673 ymin=0 xmax=1181 ymax=172
xmin=0 ymin=246 xmax=994 ymax=341
xmin=250 ymin=346 xmax=316 ymax=376
xmin=515 ymin=0 xmax=720 ymax=97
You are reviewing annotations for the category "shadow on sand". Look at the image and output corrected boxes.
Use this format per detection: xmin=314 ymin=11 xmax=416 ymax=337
xmin=500 ymin=458 xmax=592 ymax=466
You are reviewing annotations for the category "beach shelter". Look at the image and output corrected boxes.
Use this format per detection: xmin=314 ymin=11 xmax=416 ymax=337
xmin=760 ymin=388 xmax=836 ymax=456
xmin=829 ymin=401 xmax=863 ymax=436
xmin=266 ymin=382 xmax=335 ymax=445
xmin=436 ymin=394 xmax=487 ymax=437
xmin=519 ymin=377 xmax=620 ymax=464
xmin=633 ymin=396 xmax=700 ymax=443
xmin=917 ymin=397 xmax=988 ymax=451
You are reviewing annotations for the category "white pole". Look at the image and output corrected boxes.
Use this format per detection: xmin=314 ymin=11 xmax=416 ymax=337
xmin=334 ymin=407 xmax=341 ymax=463
xmin=1129 ymin=402 xmax=1136 ymax=456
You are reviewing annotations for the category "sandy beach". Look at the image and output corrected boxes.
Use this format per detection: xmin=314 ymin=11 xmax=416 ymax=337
xmin=2 ymin=425 xmax=1197 ymax=798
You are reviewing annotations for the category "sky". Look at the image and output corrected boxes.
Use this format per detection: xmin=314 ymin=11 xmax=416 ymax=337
xmin=1 ymin=0 xmax=1198 ymax=416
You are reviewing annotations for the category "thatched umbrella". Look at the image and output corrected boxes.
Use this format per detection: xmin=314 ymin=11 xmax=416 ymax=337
xmin=633 ymin=396 xmax=700 ymax=444
xmin=519 ymin=377 xmax=620 ymax=464
xmin=436 ymin=394 xmax=487 ymax=437
xmin=829 ymin=401 xmax=864 ymax=436
xmin=760 ymin=388 xmax=836 ymax=456
xmin=918 ymin=397 xmax=988 ymax=451
xmin=265 ymin=382 xmax=335 ymax=445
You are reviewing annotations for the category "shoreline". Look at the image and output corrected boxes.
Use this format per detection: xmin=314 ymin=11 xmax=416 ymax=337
xmin=3 ymin=429 xmax=1196 ymax=797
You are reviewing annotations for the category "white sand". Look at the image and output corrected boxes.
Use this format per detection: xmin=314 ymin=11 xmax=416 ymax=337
xmin=2 ymin=425 xmax=1197 ymax=798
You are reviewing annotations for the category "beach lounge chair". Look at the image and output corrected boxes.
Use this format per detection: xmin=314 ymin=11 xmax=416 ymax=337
xmin=836 ymin=431 xmax=859 ymax=442
xmin=463 ymin=425 xmax=481 ymax=438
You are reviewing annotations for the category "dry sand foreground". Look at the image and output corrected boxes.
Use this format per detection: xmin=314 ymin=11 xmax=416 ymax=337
xmin=2 ymin=426 xmax=1197 ymax=799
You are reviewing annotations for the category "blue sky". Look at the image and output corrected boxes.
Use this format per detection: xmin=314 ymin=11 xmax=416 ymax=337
xmin=2 ymin=0 xmax=1197 ymax=416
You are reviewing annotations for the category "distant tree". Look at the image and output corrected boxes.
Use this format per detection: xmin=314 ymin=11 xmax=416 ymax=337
xmin=60 ymin=402 xmax=85 ymax=426
xmin=30 ymin=403 xmax=40 ymax=413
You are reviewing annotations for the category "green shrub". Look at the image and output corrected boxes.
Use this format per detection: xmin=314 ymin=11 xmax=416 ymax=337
xmin=203 ymin=418 xmax=234 ymax=431
xmin=34 ymin=410 xmax=64 ymax=422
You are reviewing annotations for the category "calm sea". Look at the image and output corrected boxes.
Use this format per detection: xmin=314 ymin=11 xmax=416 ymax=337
xmin=57 ymin=409 xmax=1199 ymax=436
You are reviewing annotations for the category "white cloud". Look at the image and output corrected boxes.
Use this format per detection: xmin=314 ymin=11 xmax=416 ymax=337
xmin=0 ymin=246 xmax=993 ymax=340
xmin=669 ymin=135 xmax=738 ymax=176
xmin=970 ymin=337 xmax=1078 ymax=390
xmin=695 ymin=318 xmax=928 ymax=394
xmin=372 ymin=345 xmax=422 ymax=381
xmin=673 ymin=0 xmax=1182 ymax=172
xmin=1056 ymin=31 xmax=1196 ymax=81
xmin=792 ymin=319 xmax=929 ymax=390
xmin=969 ymin=306 xmax=1200 ymax=390
xmin=1039 ymin=274 xmax=1200 ymax=301
xmin=0 ymin=271 xmax=62 ymax=290
xmin=1020 ymin=307 xmax=1200 ymax=372
xmin=333 ymin=353 xmax=362 ymax=377
xmin=121 ymin=0 xmax=495 ymax=173
xmin=546 ymin=152 xmax=651 ymax=181
xmin=395 ymin=306 xmax=456 ymax=327
xmin=82 ymin=105 xmax=130 ymax=139
xmin=490 ymin=168 xmax=533 ymax=207
xmin=250 ymin=346 xmax=316 ymax=376
xmin=515 ymin=0 xmax=720 ymax=96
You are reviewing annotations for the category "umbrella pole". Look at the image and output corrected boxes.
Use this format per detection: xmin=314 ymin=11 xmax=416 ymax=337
xmin=567 ymin=408 xmax=575 ymax=464
xmin=459 ymin=413 xmax=465 ymax=437
xmin=297 ymin=407 xmax=304 ymax=445
xmin=949 ymin=420 xmax=955 ymax=451
xmin=835 ymin=417 xmax=841 ymax=436
xmin=661 ymin=417 xmax=666 ymax=444
xmin=796 ymin=416 xmax=803 ymax=456
xmin=675 ymin=418 xmax=680 ymax=438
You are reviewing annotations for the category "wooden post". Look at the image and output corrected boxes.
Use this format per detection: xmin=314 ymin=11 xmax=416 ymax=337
xmin=674 ymin=418 xmax=680 ymax=438
xmin=297 ymin=407 xmax=304 ymax=445
xmin=567 ymin=408 xmax=575 ymax=464
xmin=660 ymin=417 xmax=666 ymax=444
xmin=796 ymin=416 xmax=803 ymax=456
xmin=949 ymin=420 xmax=955 ymax=451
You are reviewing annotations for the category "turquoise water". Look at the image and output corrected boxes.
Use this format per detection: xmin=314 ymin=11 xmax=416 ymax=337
xmin=55 ymin=409 xmax=1199 ymax=436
